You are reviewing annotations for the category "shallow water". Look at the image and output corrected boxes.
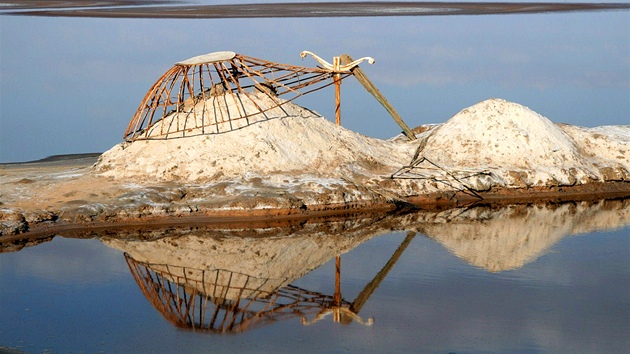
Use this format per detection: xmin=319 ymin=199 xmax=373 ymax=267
xmin=1 ymin=200 xmax=629 ymax=353
xmin=0 ymin=2 xmax=628 ymax=353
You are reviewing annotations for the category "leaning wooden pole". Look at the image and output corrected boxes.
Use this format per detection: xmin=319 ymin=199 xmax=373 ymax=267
xmin=349 ymin=231 xmax=416 ymax=313
xmin=340 ymin=54 xmax=416 ymax=141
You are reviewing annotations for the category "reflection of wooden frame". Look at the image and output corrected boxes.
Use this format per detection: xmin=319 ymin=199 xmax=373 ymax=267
xmin=124 ymin=231 xmax=415 ymax=333
xmin=125 ymin=254 xmax=353 ymax=333
xmin=124 ymin=51 xmax=351 ymax=142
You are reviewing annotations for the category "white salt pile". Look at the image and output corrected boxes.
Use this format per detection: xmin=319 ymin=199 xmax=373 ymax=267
xmin=418 ymin=98 xmax=630 ymax=188
xmin=145 ymin=91 xmax=295 ymax=138
xmin=4 ymin=97 xmax=628 ymax=237
xmin=94 ymin=94 xmax=415 ymax=183
xmin=93 ymin=95 xmax=629 ymax=196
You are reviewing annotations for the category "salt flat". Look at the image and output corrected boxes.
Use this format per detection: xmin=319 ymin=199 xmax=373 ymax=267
xmin=1 ymin=98 xmax=628 ymax=236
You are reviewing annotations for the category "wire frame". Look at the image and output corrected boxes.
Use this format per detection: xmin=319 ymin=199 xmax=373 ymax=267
xmin=125 ymin=253 xmax=351 ymax=333
xmin=124 ymin=52 xmax=352 ymax=142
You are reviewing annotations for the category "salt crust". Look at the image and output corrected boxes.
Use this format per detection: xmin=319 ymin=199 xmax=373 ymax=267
xmin=418 ymin=98 xmax=630 ymax=187
xmin=94 ymin=96 xmax=630 ymax=192
xmin=95 ymin=93 xmax=415 ymax=182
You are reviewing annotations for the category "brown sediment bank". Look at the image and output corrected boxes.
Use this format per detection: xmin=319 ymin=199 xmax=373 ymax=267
xmin=3 ymin=196 xmax=629 ymax=279
xmin=0 ymin=154 xmax=628 ymax=240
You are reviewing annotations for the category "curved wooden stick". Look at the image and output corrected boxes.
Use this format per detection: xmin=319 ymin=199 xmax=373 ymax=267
xmin=300 ymin=50 xmax=375 ymax=72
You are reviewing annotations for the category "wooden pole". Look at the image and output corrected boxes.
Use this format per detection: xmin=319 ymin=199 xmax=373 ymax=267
xmin=350 ymin=232 xmax=416 ymax=313
xmin=340 ymin=54 xmax=416 ymax=141
xmin=334 ymin=255 xmax=342 ymax=306
xmin=335 ymin=74 xmax=341 ymax=125
xmin=333 ymin=255 xmax=342 ymax=322
xmin=334 ymin=57 xmax=342 ymax=126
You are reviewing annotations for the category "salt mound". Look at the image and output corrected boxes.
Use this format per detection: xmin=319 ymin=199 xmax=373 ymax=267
xmin=93 ymin=95 xmax=628 ymax=194
xmin=420 ymin=98 xmax=608 ymax=186
xmin=424 ymin=98 xmax=588 ymax=169
xmin=94 ymin=94 xmax=415 ymax=182
xmin=559 ymin=124 xmax=630 ymax=181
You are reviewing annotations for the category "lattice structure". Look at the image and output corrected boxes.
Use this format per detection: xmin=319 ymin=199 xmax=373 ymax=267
xmin=124 ymin=253 xmax=365 ymax=333
xmin=123 ymin=51 xmax=356 ymax=142
xmin=122 ymin=232 xmax=417 ymax=332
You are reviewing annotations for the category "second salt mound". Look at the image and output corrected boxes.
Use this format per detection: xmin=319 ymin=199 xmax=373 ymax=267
xmin=419 ymin=98 xmax=628 ymax=187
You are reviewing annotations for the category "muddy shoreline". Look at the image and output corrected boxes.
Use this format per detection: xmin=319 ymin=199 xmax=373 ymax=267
xmin=6 ymin=191 xmax=630 ymax=243
xmin=1 ymin=153 xmax=628 ymax=241
xmin=2 ymin=98 xmax=628 ymax=239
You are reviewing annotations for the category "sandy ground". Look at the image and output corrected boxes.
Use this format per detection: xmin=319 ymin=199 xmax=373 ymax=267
xmin=1 ymin=98 xmax=629 ymax=237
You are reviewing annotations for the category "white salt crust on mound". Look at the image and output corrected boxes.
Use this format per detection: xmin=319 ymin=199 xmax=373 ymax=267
xmin=94 ymin=97 xmax=629 ymax=191
xmin=418 ymin=98 xmax=630 ymax=187
xmin=94 ymin=95 xmax=416 ymax=182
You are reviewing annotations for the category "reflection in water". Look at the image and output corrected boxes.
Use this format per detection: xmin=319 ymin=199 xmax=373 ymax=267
xmin=0 ymin=202 xmax=627 ymax=352
xmin=0 ymin=235 xmax=54 ymax=254
xmin=102 ymin=214 xmax=402 ymax=332
xmin=119 ymin=230 xmax=415 ymax=332
xmin=124 ymin=252 xmax=379 ymax=332
xmin=125 ymin=254 xmax=347 ymax=332
xmin=2 ymin=199 xmax=627 ymax=334
xmin=95 ymin=199 xmax=630 ymax=332
xmin=412 ymin=199 xmax=630 ymax=271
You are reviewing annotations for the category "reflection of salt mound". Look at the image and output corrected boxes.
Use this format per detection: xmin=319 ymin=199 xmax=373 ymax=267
xmin=420 ymin=98 xmax=629 ymax=186
xmin=414 ymin=199 xmax=630 ymax=272
xmin=94 ymin=94 xmax=413 ymax=182
xmin=103 ymin=230 xmax=376 ymax=300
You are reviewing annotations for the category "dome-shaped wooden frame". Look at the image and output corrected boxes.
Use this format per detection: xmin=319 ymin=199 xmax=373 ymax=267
xmin=124 ymin=51 xmax=352 ymax=142
xmin=124 ymin=253 xmax=356 ymax=333
xmin=121 ymin=231 xmax=416 ymax=332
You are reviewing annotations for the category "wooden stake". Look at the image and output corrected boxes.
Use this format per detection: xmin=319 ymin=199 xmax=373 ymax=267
xmin=340 ymin=54 xmax=416 ymax=141
xmin=334 ymin=255 xmax=342 ymax=313
xmin=350 ymin=232 xmax=416 ymax=313
xmin=335 ymin=74 xmax=341 ymax=126
xmin=333 ymin=56 xmax=342 ymax=126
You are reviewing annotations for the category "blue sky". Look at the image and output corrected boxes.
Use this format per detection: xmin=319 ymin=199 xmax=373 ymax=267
xmin=0 ymin=3 xmax=628 ymax=162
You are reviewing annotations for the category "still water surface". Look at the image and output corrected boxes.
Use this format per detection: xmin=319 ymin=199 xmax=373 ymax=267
xmin=1 ymin=200 xmax=628 ymax=353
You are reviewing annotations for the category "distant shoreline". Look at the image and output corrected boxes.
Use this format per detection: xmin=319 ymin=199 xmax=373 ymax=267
xmin=0 ymin=153 xmax=101 ymax=166
xmin=3 ymin=1 xmax=630 ymax=19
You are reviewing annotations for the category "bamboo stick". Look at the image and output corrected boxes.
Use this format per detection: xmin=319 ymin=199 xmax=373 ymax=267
xmin=350 ymin=231 xmax=416 ymax=313
xmin=340 ymin=54 xmax=416 ymax=141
